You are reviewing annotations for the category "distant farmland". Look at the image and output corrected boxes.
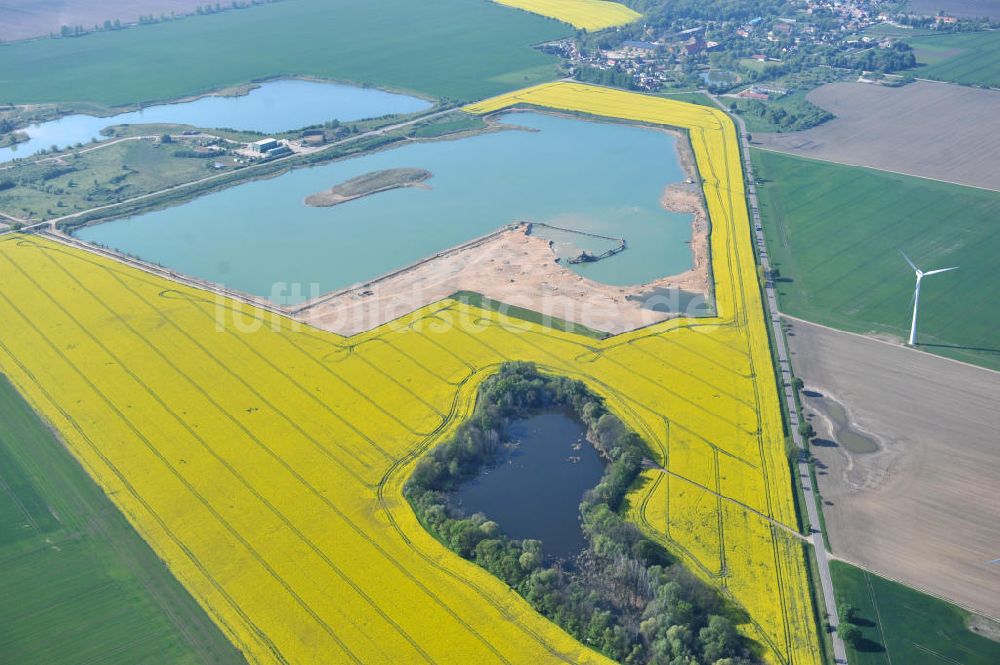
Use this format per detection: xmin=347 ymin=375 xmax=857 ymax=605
xmin=752 ymin=80 xmax=1000 ymax=191
xmin=0 ymin=0 xmax=208 ymax=42
xmin=906 ymin=0 xmax=1000 ymax=20
xmin=908 ymin=30 xmax=1000 ymax=88
xmin=753 ymin=149 xmax=1000 ymax=370
xmin=490 ymin=0 xmax=640 ymax=31
xmin=0 ymin=0 xmax=570 ymax=106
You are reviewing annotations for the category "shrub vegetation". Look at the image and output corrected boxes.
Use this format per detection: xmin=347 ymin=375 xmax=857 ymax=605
xmin=407 ymin=362 xmax=760 ymax=665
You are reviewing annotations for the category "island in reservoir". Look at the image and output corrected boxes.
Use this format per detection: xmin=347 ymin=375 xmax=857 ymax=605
xmin=305 ymin=168 xmax=432 ymax=207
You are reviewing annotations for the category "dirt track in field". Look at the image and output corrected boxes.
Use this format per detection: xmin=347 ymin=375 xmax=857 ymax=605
xmin=753 ymin=80 xmax=1000 ymax=190
xmin=785 ymin=317 xmax=1000 ymax=617
xmin=0 ymin=1 xmax=208 ymax=42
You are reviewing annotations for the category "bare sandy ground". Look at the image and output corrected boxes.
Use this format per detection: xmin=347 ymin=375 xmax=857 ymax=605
xmin=295 ymin=124 xmax=711 ymax=337
xmin=785 ymin=317 xmax=1000 ymax=617
xmin=0 ymin=1 xmax=211 ymax=42
xmin=907 ymin=0 xmax=1000 ymax=19
xmin=295 ymin=216 xmax=709 ymax=336
xmin=753 ymin=81 xmax=1000 ymax=191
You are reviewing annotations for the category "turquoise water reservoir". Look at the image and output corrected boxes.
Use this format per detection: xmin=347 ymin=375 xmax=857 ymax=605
xmin=77 ymin=112 xmax=694 ymax=303
xmin=0 ymin=79 xmax=430 ymax=163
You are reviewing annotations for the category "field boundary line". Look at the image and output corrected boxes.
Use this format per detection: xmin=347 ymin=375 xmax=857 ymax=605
xmin=865 ymin=571 xmax=893 ymax=665
xmin=749 ymin=145 xmax=1000 ymax=194
xmin=779 ymin=313 xmax=1000 ymax=377
xmin=828 ymin=554 xmax=1000 ymax=624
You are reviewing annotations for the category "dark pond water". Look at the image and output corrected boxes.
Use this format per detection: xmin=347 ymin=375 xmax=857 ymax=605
xmin=453 ymin=412 xmax=605 ymax=561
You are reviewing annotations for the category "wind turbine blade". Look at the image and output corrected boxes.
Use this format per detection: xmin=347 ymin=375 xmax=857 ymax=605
xmin=923 ymin=266 xmax=959 ymax=277
xmin=899 ymin=250 xmax=920 ymax=273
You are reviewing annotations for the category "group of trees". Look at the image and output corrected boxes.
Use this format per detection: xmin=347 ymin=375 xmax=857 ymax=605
xmin=733 ymin=98 xmax=833 ymax=132
xmin=406 ymin=362 xmax=760 ymax=665
xmin=837 ymin=603 xmax=866 ymax=649
xmin=623 ymin=0 xmax=796 ymax=25
xmin=577 ymin=66 xmax=638 ymax=90
xmin=845 ymin=42 xmax=917 ymax=74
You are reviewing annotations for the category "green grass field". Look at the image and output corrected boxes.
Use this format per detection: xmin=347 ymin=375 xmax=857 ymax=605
xmin=0 ymin=138 xmax=224 ymax=222
xmin=752 ymin=149 xmax=1000 ymax=370
xmin=831 ymin=562 xmax=1000 ymax=665
xmin=652 ymin=91 xmax=717 ymax=107
xmin=451 ymin=291 xmax=609 ymax=339
xmin=0 ymin=0 xmax=570 ymax=107
xmin=908 ymin=30 xmax=1000 ymax=88
xmin=0 ymin=374 xmax=244 ymax=664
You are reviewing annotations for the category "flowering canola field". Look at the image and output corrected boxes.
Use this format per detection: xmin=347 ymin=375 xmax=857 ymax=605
xmin=0 ymin=83 xmax=820 ymax=664
xmin=490 ymin=0 xmax=640 ymax=31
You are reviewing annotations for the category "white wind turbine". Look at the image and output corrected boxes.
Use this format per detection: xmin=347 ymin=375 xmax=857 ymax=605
xmin=900 ymin=251 xmax=958 ymax=346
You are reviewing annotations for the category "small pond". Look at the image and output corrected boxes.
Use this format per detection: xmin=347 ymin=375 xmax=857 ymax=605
xmin=0 ymin=79 xmax=431 ymax=163
xmin=453 ymin=411 xmax=604 ymax=561
xmin=804 ymin=391 xmax=879 ymax=454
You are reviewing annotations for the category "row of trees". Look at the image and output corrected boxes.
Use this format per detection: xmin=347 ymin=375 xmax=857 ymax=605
xmin=55 ymin=1 xmax=279 ymax=40
xmin=406 ymin=362 xmax=760 ymax=665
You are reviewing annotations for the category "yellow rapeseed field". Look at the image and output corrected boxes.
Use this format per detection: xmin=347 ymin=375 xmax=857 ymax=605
xmin=490 ymin=0 xmax=640 ymax=31
xmin=0 ymin=83 xmax=820 ymax=664
xmin=467 ymin=83 xmax=821 ymax=664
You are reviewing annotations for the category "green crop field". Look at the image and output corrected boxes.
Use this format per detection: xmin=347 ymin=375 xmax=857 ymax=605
xmin=0 ymin=374 xmax=244 ymax=664
xmin=752 ymin=149 xmax=1000 ymax=370
xmin=908 ymin=30 xmax=1000 ymax=88
xmin=0 ymin=0 xmax=570 ymax=108
xmin=831 ymin=562 xmax=1000 ymax=665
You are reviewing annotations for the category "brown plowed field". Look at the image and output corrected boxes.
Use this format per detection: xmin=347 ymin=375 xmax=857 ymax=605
xmin=785 ymin=317 xmax=1000 ymax=617
xmin=0 ymin=1 xmax=207 ymax=42
xmin=754 ymin=80 xmax=1000 ymax=191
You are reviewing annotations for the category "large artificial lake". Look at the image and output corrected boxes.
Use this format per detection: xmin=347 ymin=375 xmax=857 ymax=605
xmin=453 ymin=412 xmax=604 ymax=562
xmin=0 ymin=79 xmax=431 ymax=163
xmin=77 ymin=112 xmax=695 ymax=304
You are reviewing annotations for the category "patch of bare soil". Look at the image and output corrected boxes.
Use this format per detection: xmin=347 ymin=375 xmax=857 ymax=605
xmin=785 ymin=317 xmax=1000 ymax=617
xmin=660 ymin=184 xmax=710 ymax=294
xmin=295 ymin=214 xmax=710 ymax=337
xmin=753 ymin=80 xmax=1000 ymax=190
xmin=968 ymin=613 xmax=1000 ymax=643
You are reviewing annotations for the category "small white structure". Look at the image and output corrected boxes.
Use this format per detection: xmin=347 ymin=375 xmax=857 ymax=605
xmin=900 ymin=251 xmax=958 ymax=346
xmin=251 ymin=138 xmax=279 ymax=154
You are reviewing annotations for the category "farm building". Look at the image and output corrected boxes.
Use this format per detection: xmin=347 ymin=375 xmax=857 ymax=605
xmin=251 ymin=137 xmax=279 ymax=153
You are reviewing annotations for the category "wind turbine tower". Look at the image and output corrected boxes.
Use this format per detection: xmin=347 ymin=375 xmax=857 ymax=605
xmin=900 ymin=251 xmax=958 ymax=346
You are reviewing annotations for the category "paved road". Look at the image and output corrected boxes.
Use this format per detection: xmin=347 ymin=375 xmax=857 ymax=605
xmin=716 ymin=95 xmax=849 ymax=664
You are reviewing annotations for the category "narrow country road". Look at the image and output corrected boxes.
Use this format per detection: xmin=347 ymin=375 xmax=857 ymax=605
xmin=715 ymin=94 xmax=849 ymax=664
